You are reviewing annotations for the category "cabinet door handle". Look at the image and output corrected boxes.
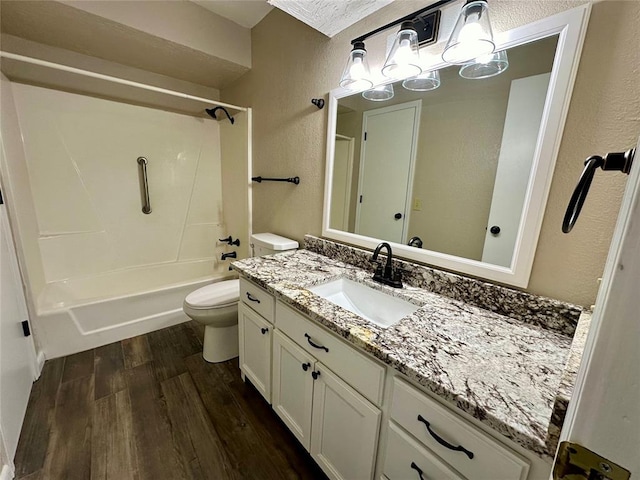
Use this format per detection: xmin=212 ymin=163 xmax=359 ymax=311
xmin=261 ymin=327 xmax=269 ymax=334
xmin=301 ymin=362 xmax=311 ymax=371
xmin=417 ymin=414 xmax=474 ymax=459
xmin=311 ymin=370 xmax=321 ymax=380
xmin=304 ymin=333 xmax=329 ymax=352
xmin=410 ymin=462 xmax=425 ymax=480
xmin=246 ymin=292 xmax=261 ymax=303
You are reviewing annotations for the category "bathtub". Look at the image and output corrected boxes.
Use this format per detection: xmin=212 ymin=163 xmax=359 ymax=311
xmin=33 ymin=261 xmax=234 ymax=359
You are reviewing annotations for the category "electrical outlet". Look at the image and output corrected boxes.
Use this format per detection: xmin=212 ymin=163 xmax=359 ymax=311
xmin=413 ymin=198 xmax=422 ymax=211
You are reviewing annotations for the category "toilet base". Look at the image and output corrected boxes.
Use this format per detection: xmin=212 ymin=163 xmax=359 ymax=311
xmin=202 ymin=324 xmax=239 ymax=363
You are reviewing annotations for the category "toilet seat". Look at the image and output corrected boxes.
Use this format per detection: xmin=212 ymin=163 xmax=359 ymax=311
xmin=184 ymin=279 xmax=240 ymax=310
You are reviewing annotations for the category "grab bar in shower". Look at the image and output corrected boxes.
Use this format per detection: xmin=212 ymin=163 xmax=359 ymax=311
xmin=137 ymin=156 xmax=152 ymax=214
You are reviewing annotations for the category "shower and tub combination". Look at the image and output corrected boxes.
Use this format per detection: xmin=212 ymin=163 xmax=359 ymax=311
xmin=0 ymin=53 xmax=252 ymax=359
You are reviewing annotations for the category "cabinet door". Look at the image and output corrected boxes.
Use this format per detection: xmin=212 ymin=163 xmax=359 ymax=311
xmin=310 ymin=364 xmax=381 ymax=480
xmin=238 ymin=303 xmax=272 ymax=403
xmin=272 ymin=330 xmax=315 ymax=450
xmin=383 ymin=422 xmax=465 ymax=480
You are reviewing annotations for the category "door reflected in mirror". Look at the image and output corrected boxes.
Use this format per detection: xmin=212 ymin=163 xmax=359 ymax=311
xmin=330 ymin=36 xmax=558 ymax=268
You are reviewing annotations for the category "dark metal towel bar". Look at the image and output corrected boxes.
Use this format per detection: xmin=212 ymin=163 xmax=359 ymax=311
xmin=252 ymin=176 xmax=300 ymax=185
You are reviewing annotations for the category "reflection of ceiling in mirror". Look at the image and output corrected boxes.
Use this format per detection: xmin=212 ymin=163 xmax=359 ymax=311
xmin=338 ymin=36 xmax=558 ymax=112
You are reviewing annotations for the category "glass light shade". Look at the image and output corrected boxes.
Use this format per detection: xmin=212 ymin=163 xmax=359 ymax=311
xmin=403 ymin=69 xmax=441 ymax=91
xmin=382 ymin=22 xmax=422 ymax=79
xmin=459 ymin=50 xmax=509 ymax=79
xmin=362 ymin=83 xmax=394 ymax=101
xmin=339 ymin=41 xmax=374 ymax=90
xmin=442 ymin=0 xmax=495 ymax=65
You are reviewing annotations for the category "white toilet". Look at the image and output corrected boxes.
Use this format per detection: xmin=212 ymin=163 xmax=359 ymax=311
xmin=183 ymin=233 xmax=298 ymax=363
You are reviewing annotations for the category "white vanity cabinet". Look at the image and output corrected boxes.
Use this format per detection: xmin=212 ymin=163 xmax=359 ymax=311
xmin=383 ymin=378 xmax=530 ymax=480
xmin=273 ymin=303 xmax=382 ymax=480
xmin=238 ymin=279 xmax=275 ymax=403
xmin=238 ymin=277 xmax=541 ymax=480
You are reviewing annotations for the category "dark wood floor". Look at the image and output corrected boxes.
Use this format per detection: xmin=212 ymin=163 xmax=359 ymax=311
xmin=14 ymin=321 xmax=327 ymax=480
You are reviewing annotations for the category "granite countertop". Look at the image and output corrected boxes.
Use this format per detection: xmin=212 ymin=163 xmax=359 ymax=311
xmin=231 ymin=248 xmax=588 ymax=458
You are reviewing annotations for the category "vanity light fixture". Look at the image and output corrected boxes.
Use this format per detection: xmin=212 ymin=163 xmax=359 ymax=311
xmin=362 ymin=83 xmax=395 ymax=101
xmin=339 ymin=41 xmax=374 ymax=90
xmin=382 ymin=21 xmax=422 ymax=79
xmin=402 ymin=69 xmax=441 ymax=91
xmin=339 ymin=0 xmax=446 ymax=91
xmin=459 ymin=49 xmax=509 ymax=79
xmin=442 ymin=0 xmax=495 ymax=64
xmin=338 ymin=0 xmax=498 ymax=91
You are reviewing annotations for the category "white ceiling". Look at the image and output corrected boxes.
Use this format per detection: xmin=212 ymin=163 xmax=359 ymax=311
xmin=190 ymin=0 xmax=274 ymax=28
xmin=267 ymin=0 xmax=394 ymax=37
xmin=190 ymin=0 xmax=395 ymax=37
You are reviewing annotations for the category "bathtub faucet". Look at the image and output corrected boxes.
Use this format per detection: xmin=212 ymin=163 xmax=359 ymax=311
xmin=221 ymin=252 xmax=237 ymax=260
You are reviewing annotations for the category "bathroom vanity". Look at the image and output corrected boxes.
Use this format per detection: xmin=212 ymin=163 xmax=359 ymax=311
xmin=232 ymin=236 xmax=589 ymax=480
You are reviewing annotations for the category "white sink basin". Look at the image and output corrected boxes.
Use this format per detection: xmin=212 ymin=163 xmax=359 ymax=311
xmin=308 ymin=277 xmax=419 ymax=329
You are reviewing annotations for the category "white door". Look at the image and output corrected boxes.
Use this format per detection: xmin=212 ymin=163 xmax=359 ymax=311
xmin=272 ymin=330 xmax=315 ymax=450
xmin=238 ymin=303 xmax=272 ymax=403
xmin=310 ymin=364 xmax=381 ymax=480
xmin=356 ymin=101 xmax=421 ymax=244
xmin=0 ymin=190 xmax=37 ymax=468
xmin=330 ymin=135 xmax=354 ymax=231
xmin=558 ymin=137 xmax=640 ymax=476
xmin=482 ymin=73 xmax=551 ymax=267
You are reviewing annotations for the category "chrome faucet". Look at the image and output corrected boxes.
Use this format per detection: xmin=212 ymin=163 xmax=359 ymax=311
xmin=370 ymin=242 xmax=403 ymax=288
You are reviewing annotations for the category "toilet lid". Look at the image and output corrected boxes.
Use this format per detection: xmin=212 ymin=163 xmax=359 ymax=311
xmin=185 ymin=279 xmax=240 ymax=308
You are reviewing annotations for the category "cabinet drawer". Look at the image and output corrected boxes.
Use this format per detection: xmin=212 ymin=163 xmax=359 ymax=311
xmin=276 ymin=301 xmax=385 ymax=406
xmin=383 ymin=422 xmax=464 ymax=480
xmin=391 ymin=378 xmax=529 ymax=480
xmin=240 ymin=278 xmax=275 ymax=323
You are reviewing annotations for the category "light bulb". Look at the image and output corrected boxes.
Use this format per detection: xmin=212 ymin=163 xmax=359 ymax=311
xmin=382 ymin=22 xmax=421 ymax=79
xmin=455 ymin=22 xmax=491 ymax=60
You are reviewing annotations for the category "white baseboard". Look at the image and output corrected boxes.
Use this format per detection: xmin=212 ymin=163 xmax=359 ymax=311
xmin=0 ymin=464 xmax=15 ymax=480
xmin=36 ymin=350 xmax=46 ymax=378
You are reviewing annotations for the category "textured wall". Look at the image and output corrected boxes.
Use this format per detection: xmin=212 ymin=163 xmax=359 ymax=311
xmin=12 ymin=84 xmax=226 ymax=285
xmin=222 ymin=0 xmax=640 ymax=306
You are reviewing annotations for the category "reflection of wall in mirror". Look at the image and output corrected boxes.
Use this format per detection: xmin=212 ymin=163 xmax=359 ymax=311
xmin=330 ymin=134 xmax=355 ymax=230
xmin=336 ymin=109 xmax=363 ymax=231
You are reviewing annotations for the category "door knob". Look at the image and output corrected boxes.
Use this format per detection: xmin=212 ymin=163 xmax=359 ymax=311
xmin=490 ymin=225 xmax=501 ymax=235
xmin=394 ymin=213 xmax=402 ymax=220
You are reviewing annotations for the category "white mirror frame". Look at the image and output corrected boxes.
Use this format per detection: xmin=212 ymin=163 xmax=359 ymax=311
xmin=322 ymin=5 xmax=591 ymax=288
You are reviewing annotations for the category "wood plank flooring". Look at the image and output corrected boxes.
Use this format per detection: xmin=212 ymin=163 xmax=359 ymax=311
xmin=14 ymin=322 xmax=327 ymax=480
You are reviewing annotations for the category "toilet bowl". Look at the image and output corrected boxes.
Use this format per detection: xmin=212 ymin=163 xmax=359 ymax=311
xmin=183 ymin=279 xmax=240 ymax=363
xmin=183 ymin=233 xmax=299 ymax=363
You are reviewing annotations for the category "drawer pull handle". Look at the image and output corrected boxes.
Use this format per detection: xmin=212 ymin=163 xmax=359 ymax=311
xmin=311 ymin=370 xmax=321 ymax=380
xmin=304 ymin=333 xmax=329 ymax=352
xmin=246 ymin=292 xmax=261 ymax=303
xmin=261 ymin=327 xmax=269 ymax=334
xmin=302 ymin=362 xmax=311 ymax=371
xmin=417 ymin=414 xmax=474 ymax=460
xmin=410 ymin=462 xmax=425 ymax=480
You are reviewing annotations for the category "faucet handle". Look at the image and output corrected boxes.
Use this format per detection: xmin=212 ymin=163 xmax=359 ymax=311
xmin=393 ymin=269 xmax=403 ymax=282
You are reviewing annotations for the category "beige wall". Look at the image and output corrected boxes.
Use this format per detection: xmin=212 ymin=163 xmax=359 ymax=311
xmin=222 ymin=1 xmax=640 ymax=306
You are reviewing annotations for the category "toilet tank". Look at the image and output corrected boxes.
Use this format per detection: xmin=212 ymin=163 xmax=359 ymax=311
xmin=251 ymin=233 xmax=299 ymax=257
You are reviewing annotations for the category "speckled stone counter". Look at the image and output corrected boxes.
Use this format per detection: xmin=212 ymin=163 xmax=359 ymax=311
xmin=231 ymin=246 xmax=587 ymax=459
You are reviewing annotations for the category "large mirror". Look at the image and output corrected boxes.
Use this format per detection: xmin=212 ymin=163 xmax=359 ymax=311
xmin=322 ymin=6 xmax=591 ymax=287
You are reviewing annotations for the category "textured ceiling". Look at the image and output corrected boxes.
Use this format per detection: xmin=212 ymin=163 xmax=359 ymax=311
xmin=267 ymin=0 xmax=395 ymax=37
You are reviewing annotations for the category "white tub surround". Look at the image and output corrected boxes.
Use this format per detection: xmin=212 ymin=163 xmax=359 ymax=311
xmin=1 ymin=76 xmax=251 ymax=358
